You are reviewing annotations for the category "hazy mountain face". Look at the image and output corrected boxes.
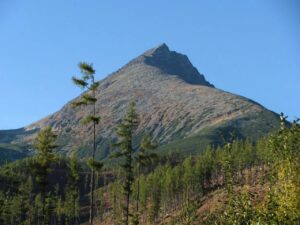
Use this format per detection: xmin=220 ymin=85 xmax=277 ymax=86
xmin=0 ymin=44 xmax=279 ymax=160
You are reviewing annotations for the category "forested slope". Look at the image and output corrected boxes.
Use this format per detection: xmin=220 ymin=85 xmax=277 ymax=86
xmin=0 ymin=116 xmax=299 ymax=225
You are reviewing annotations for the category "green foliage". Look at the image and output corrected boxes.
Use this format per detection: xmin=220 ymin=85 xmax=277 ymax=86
xmin=261 ymin=116 xmax=300 ymax=224
xmin=108 ymin=177 xmax=123 ymax=223
xmin=180 ymin=199 xmax=199 ymax=225
xmin=87 ymin=158 xmax=103 ymax=172
xmin=71 ymin=76 xmax=88 ymax=89
xmin=0 ymin=143 xmax=28 ymax=165
xmin=111 ymin=101 xmax=138 ymax=225
xmin=217 ymin=115 xmax=300 ymax=225
xmin=79 ymin=62 xmax=95 ymax=76
xmin=105 ymin=116 xmax=299 ymax=224
xmin=33 ymin=127 xmax=57 ymax=212
xmin=0 ymin=155 xmax=85 ymax=225
xmin=81 ymin=115 xmax=100 ymax=125
xmin=0 ymin=112 xmax=298 ymax=224
xmin=157 ymin=110 xmax=280 ymax=157
xmin=220 ymin=185 xmax=258 ymax=225
xmin=34 ymin=127 xmax=57 ymax=165
xmin=147 ymin=168 xmax=162 ymax=224
xmin=131 ymin=213 xmax=140 ymax=225
xmin=134 ymin=133 xmax=157 ymax=218
xmin=82 ymin=93 xmax=97 ymax=103
xmin=71 ymin=62 xmax=102 ymax=225
xmin=137 ymin=134 xmax=157 ymax=167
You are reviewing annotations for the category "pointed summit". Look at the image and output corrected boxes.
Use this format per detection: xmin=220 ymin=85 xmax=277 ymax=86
xmin=143 ymin=43 xmax=170 ymax=57
xmin=139 ymin=43 xmax=214 ymax=87
xmin=122 ymin=43 xmax=213 ymax=86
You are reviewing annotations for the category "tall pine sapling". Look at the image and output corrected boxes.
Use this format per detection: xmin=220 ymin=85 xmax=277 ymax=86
xmin=65 ymin=156 xmax=81 ymax=225
xmin=133 ymin=135 xmax=157 ymax=222
xmin=71 ymin=62 xmax=102 ymax=225
xmin=111 ymin=101 xmax=138 ymax=225
xmin=33 ymin=127 xmax=57 ymax=224
xmin=131 ymin=135 xmax=157 ymax=225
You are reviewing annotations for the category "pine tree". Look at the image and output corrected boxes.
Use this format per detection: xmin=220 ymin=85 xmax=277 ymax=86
xmin=33 ymin=127 xmax=57 ymax=224
xmin=132 ymin=134 xmax=157 ymax=225
xmin=65 ymin=156 xmax=81 ymax=225
xmin=148 ymin=168 xmax=162 ymax=224
xmin=111 ymin=101 xmax=138 ymax=225
xmin=71 ymin=62 xmax=102 ymax=225
xmin=182 ymin=156 xmax=195 ymax=200
xmin=162 ymin=163 xmax=175 ymax=210
xmin=53 ymin=194 xmax=64 ymax=225
xmin=19 ymin=177 xmax=34 ymax=225
xmin=135 ymin=135 xmax=157 ymax=209
xmin=109 ymin=178 xmax=123 ymax=224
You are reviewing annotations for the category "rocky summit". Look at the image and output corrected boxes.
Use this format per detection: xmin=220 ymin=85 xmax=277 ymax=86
xmin=0 ymin=44 xmax=279 ymax=160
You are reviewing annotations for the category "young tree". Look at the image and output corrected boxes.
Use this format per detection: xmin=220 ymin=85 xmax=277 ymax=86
xmin=71 ymin=62 xmax=102 ymax=225
xmin=33 ymin=127 xmax=57 ymax=224
xmin=108 ymin=178 xmax=124 ymax=224
xmin=262 ymin=115 xmax=300 ymax=224
xmin=111 ymin=101 xmax=138 ymax=225
xmin=132 ymin=134 xmax=157 ymax=225
xmin=182 ymin=156 xmax=195 ymax=200
xmin=135 ymin=135 xmax=156 ymax=211
xmin=180 ymin=199 xmax=198 ymax=225
xmin=65 ymin=156 xmax=81 ymax=225
xmin=147 ymin=168 xmax=162 ymax=224
xmin=19 ymin=177 xmax=34 ymax=225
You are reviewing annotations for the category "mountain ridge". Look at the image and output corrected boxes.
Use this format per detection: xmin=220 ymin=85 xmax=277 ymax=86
xmin=0 ymin=43 xmax=280 ymax=162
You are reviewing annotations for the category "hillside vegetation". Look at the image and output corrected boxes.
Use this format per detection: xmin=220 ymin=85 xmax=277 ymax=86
xmin=0 ymin=113 xmax=299 ymax=225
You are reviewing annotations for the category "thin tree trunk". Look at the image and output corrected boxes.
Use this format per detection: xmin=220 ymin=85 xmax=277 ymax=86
xmin=89 ymin=88 xmax=96 ymax=225
xmin=126 ymin=163 xmax=131 ymax=225
xmin=74 ymin=196 xmax=76 ymax=225
xmin=42 ymin=189 xmax=46 ymax=225
xmin=126 ymin=186 xmax=130 ymax=225
xmin=125 ymin=144 xmax=132 ymax=225
xmin=136 ymin=166 xmax=141 ymax=212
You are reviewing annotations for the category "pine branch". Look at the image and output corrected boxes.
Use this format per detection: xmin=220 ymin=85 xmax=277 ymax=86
xmin=81 ymin=116 xmax=100 ymax=125
xmin=87 ymin=158 xmax=103 ymax=172
xmin=72 ymin=76 xmax=88 ymax=88
xmin=82 ymin=93 xmax=97 ymax=104
xmin=71 ymin=100 xmax=88 ymax=108
xmin=110 ymin=151 xmax=124 ymax=159
xmin=90 ymin=81 xmax=100 ymax=91
xmin=79 ymin=62 xmax=95 ymax=75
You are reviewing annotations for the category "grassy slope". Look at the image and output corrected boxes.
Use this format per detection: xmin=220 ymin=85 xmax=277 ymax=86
xmin=0 ymin=128 xmax=38 ymax=165
xmin=157 ymin=110 xmax=280 ymax=156
xmin=0 ymin=143 xmax=29 ymax=165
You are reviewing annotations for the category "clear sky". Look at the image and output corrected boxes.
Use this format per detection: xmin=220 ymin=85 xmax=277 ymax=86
xmin=0 ymin=0 xmax=299 ymax=129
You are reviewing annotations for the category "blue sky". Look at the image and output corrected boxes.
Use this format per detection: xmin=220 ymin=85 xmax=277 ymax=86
xmin=0 ymin=0 xmax=299 ymax=129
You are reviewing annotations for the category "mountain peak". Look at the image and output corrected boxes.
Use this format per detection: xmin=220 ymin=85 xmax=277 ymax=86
xmin=143 ymin=43 xmax=170 ymax=56
xmin=138 ymin=44 xmax=214 ymax=87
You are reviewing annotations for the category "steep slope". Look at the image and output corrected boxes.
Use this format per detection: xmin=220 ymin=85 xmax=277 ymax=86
xmin=0 ymin=44 xmax=279 ymax=160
